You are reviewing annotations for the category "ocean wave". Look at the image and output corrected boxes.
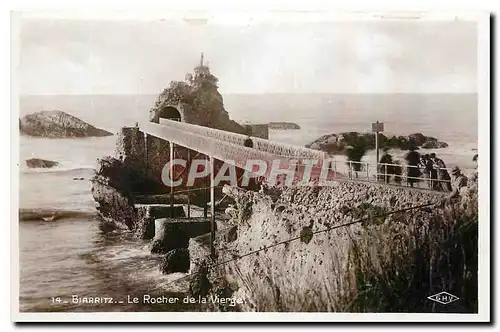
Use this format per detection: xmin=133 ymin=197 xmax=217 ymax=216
xmin=19 ymin=208 xmax=98 ymax=222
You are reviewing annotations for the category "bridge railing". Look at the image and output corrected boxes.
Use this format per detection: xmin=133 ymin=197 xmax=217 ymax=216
xmin=143 ymin=121 xmax=295 ymax=174
xmin=158 ymin=118 xmax=326 ymax=161
xmin=336 ymin=160 xmax=476 ymax=191
xmin=147 ymin=119 xmax=476 ymax=192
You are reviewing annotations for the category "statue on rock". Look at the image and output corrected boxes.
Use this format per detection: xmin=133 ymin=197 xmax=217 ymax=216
xmin=149 ymin=53 xmax=245 ymax=134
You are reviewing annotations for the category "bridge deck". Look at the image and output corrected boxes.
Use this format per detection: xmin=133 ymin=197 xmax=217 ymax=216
xmin=141 ymin=119 xmax=475 ymax=192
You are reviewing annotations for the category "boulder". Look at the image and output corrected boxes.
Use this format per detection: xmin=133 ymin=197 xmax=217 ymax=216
xmin=160 ymin=248 xmax=190 ymax=274
xmin=25 ymin=158 xmax=58 ymax=168
xmin=20 ymin=110 xmax=113 ymax=138
xmin=90 ymin=177 xmax=136 ymax=231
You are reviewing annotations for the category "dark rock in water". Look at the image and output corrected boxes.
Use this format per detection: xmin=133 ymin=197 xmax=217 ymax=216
xmin=25 ymin=158 xmax=59 ymax=168
xmin=268 ymin=122 xmax=301 ymax=130
xmin=306 ymin=131 xmax=448 ymax=154
xmin=160 ymin=248 xmax=190 ymax=274
xmin=72 ymin=177 xmax=85 ymax=180
xmin=20 ymin=110 xmax=113 ymax=138
xmin=90 ymin=176 xmax=136 ymax=230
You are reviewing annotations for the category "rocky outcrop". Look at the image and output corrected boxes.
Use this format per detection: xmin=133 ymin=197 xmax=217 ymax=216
xmin=25 ymin=158 xmax=59 ymax=168
xmin=268 ymin=122 xmax=301 ymax=130
xmin=20 ymin=111 xmax=113 ymax=138
xmin=306 ymin=132 xmax=448 ymax=154
xmin=90 ymin=177 xmax=136 ymax=230
xmin=149 ymin=61 xmax=246 ymax=134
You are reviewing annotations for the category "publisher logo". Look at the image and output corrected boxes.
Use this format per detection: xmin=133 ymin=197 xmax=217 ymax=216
xmin=427 ymin=292 xmax=459 ymax=305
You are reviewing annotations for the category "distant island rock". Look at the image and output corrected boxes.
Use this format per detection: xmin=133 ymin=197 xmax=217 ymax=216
xmin=306 ymin=132 xmax=448 ymax=154
xmin=26 ymin=158 xmax=59 ymax=168
xmin=268 ymin=122 xmax=301 ymax=130
xmin=20 ymin=110 xmax=113 ymax=138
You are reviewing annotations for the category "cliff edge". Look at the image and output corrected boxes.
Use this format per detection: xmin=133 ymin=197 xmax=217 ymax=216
xmin=205 ymin=178 xmax=478 ymax=312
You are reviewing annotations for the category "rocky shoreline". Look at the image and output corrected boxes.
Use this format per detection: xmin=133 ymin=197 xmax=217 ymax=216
xmin=201 ymin=176 xmax=478 ymax=312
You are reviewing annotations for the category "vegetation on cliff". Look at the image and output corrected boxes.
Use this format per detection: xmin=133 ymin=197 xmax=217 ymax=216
xmin=20 ymin=110 xmax=113 ymax=138
xmin=215 ymin=178 xmax=478 ymax=312
xmin=307 ymin=132 xmax=449 ymax=154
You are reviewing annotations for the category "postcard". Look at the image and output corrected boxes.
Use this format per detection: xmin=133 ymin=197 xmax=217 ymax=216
xmin=11 ymin=9 xmax=490 ymax=323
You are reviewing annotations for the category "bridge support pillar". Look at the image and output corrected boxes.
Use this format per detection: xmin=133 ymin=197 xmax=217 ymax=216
xmin=187 ymin=149 xmax=191 ymax=219
xmin=144 ymin=132 xmax=148 ymax=176
xmin=209 ymin=155 xmax=216 ymax=259
xmin=203 ymin=155 xmax=208 ymax=218
xmin=169 ymin=141 xmax=174 ymax=217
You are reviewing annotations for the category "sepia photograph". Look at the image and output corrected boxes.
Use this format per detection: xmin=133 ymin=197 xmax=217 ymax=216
xmin=11 ymin=9 xmax=490 ymax=322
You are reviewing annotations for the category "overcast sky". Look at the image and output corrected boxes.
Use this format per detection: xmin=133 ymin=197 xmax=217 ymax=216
xmin=18 ymin=18 xmax=477 ymax=95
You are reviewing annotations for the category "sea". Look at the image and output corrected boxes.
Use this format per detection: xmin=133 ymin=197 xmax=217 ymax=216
xmin=18 ymin=93 xmax=478 ymax=312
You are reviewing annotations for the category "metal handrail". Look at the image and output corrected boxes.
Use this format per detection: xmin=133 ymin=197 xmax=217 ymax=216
xmin=340 ymin=160 xmax=475 ymax=190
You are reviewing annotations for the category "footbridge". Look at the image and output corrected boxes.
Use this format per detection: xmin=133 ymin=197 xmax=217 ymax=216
xmin=140 ymin=118 xmax=475 ymax=256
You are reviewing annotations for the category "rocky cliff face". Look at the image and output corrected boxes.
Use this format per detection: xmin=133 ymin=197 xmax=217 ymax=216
xmin=208 ymin=179 xmax=477 ymax=312
xmin=25 ymin=158 xmax=59 ymax=168
xmin=20 ymin=110 xmax=113 ymax=138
